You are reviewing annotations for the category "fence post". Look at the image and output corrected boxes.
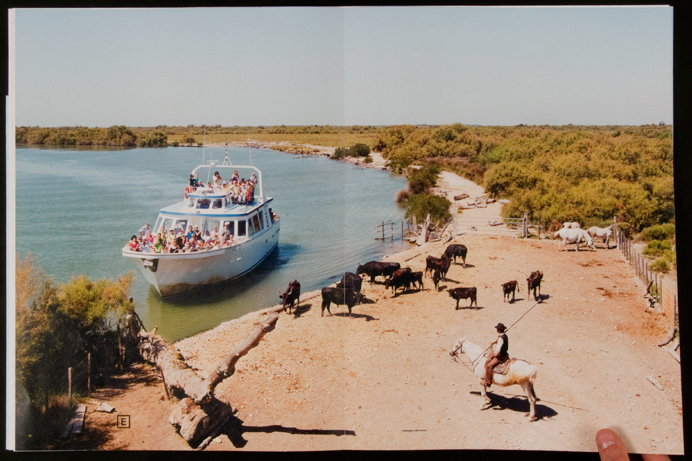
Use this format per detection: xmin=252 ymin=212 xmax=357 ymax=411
xmin=68 ymin=367 xmax=72 ymax=404
xmin=87 ymin=353 xmax=91 ymax=398
xmin=522 ymin=213 xmax=528 ymax=238
xmin=613 ymin=216 xmax=618 ymax=247
xmin=382 ymin=221 xmax=385 ymax=241
xmin=538 ymin=220 xmax=541 ymax=239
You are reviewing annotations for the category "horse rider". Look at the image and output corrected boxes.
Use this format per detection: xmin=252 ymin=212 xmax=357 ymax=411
xmin=485 ymin=323 xmax=510 ymax=387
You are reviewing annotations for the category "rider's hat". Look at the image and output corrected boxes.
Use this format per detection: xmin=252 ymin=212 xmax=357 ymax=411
xmin=494 ymin=323 xmax=507 ymax=332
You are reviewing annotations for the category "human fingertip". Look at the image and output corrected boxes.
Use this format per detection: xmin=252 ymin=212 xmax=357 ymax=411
xmin=597 ymin=429 xmax=618 ymax=451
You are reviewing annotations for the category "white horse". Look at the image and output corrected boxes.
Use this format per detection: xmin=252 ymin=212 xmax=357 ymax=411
xmin=587 ymin=225 xmax=613 ymax=249
xmin=449 ymin=337 xmax=538 ymax=421
xmin=554 ymin=227 xmax=595 ymax=251
xmin=562 ymin=222 xmax=581 ymax=229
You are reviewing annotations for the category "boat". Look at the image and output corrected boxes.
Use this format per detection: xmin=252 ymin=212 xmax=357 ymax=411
xmin=122 ymin=151 xmax=280 ymax=297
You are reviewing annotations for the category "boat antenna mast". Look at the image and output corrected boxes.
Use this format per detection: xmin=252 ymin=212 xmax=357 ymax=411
xmin=223 ymin=141 xmax=231 ymax=166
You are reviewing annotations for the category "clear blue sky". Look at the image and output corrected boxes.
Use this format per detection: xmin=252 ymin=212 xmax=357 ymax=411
xmin=11 ymin=6 xmax=673 ymax=127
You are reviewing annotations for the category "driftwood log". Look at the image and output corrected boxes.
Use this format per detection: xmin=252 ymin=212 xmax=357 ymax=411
xmin=138 ymin=312 xmax=281 ymax=447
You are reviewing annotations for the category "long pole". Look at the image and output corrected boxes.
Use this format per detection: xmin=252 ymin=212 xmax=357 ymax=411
xmin=87 ymin=353 xmax=91 ymax=398
xmin=68 ymin=367 xmax=72 ymax=404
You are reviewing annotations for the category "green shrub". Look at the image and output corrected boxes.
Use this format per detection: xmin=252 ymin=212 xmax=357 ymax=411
xmin=643 ymin=239 xmax=672 ymax=257
xmin=333 ymin=147 xmax=348 ymax=159
xmin=350 ymin=143 xmax=371 ymax=157
xmin=662 ymin=248 xmax=676 ymax=267
xmin=649 ymin=258 xmax=670 ymax=273
xmin=363 ymin=155 xmax=373 ymax=163
xmin=641 ymin=223 xmax=675 ymax=241
xmin=396 ymin=189 xmax=411 ymax=203
xmin=405 ymin=193 xmax=451 ymax=228
xmin=408 ymin=164 xmax=441 ymax=194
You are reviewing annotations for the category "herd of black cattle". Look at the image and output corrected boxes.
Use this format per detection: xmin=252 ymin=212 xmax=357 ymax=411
xmin=279 ymin=243 xmax=545 ymax=318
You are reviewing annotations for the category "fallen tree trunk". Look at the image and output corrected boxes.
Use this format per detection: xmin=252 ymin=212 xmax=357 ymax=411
xmin=138 ymin=329 xmax=212 ymax=404
xmin=137 ymin=312 xmax=281 ymax=447
xmin=206 ymin=314 xmax=279 ymax=393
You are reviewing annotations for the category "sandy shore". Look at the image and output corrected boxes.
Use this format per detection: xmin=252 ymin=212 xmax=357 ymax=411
xmin=74 ymin=166 xmax=683 ymax=454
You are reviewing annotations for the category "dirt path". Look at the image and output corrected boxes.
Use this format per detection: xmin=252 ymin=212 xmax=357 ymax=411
xmin=68 ymin=171 xmax=682 ymax=454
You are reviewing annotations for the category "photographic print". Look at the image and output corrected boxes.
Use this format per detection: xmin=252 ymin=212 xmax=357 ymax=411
xmin=7 ymin=6 xmax=682 ymax=456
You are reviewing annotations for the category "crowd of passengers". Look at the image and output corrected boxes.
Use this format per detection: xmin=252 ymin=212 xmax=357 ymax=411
xmin=188 ymin=170 xmax=257 ymax=205
xmin=127 ymin=222 xmax=236 ymax=253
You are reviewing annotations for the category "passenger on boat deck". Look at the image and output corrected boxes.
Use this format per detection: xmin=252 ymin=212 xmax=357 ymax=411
xmin=186 ymin=226 xmax=194 ymax=241
xmin=193 ymin=226 xmax=202 ymax=241
xmin=213 ymin=171 xmax=223 ymax=188
xmin=209 ymin=226 xmax=219 ymax=243
xmin=222 ymin=223 xmax=233 ymax=240
xmin=129 ymin=235 xmax=140 ymax=251
xmin=154 ymin=237 xmax=163 ymax=253
xmin=223 ymin=233 xmax=234 ymax=247
xmin=182 ymin=242 xmax=191 ymax=252
xmin=250 ymin=172 xmax=258 ymax=185
xmin=189 ymin=174 xmax=196 ymax=187
xmin=232 ymin=170 xmax=239 ymax=182
xmin=143 ymin=230 xmax=154 ymax=243
xmin=139 ymin=223 xmax=150 ymax=236
xmin=198 ymin=239 xmax=207 ymax=251
xmin=166 ymin=230 xmax=177 ymax=247
xmin=194 ymin=173 xmax=201 ymax=186
xmin=207 ymin=181 xmax=213 ymax=190
xmin=189 ymin=235 xmax=198 ymax=251
xmin=176 ymin=234 xmax=184 ymax=250
xmin=141 ymin=241 xmax=152 ymax=253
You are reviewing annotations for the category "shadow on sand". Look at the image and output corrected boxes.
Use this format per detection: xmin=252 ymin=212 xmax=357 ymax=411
xmin=222 ymin=416 xmax=356 ymax=448
xmin=470 ymin=391 xmax=558 ymax=421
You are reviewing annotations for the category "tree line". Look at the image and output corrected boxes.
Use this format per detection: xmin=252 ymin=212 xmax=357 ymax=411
xmin=373 ymin=123 xmax=673 ymax=234
xmin=16 ymin=125 xmax=168 ymax=147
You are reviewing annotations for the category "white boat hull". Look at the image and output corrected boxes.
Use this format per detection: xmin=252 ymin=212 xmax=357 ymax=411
xmin=123 ymin=222 xmax=280 ymax=297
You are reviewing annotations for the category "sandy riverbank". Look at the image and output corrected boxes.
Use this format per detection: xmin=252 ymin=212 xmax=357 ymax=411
xmin=67 ymin=168 xmax=682 ymax=454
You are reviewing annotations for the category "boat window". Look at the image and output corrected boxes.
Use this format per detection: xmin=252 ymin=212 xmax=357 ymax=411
xmin=175 ymin=219 xmax=187 ymax=234
xmin=237 ymin=220 xmax=247 ymax=237
xmin=205 ymin=220 xmax=220 ymax=238
xmin=191 ymin=217 xmax=205 ymax=232
xmin=174 ymin=219 xmax=188 ymax=234
xmin=162 ymin=218 xmax=174 ymax=233
xmin=248 ymin=216 xmax=256 ymax=237
xmin=213 ymin=199 xmax=222 ymax=209
xmin=187 ymin=198 xmax=195 ymax=208
xmin=252 ymin=214 xmax=261 ymax=232
xmin=197 ymin=198 xmax=210 ymax=209
xmin=257 ymin=211 xmax=264 ymax=230
xmin=154 ymin=217 xmax=163 ymax=234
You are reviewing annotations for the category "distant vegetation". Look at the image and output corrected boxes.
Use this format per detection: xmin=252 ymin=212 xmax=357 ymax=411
xmin=16 ymin=125 xmax=168 ymax=147
xmin=374 ymin=123 xmax=673 ymax=233
xmin=332 ymin=143 xmax=371 ymax=159
xmin=17 ymin=123 xmax=674 ymax=232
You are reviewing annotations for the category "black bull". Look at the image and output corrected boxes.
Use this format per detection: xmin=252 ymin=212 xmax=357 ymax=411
xmin=279 ymin=280 xmax=301 ymax=313
xmin=356 ymin=261 xmax=401 ymax=283
xmin=321 ymin=287 xmax=363 ymax=317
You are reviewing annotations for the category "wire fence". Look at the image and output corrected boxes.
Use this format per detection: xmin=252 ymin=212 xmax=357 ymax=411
xmin=616 ymin=232 xmax=678 ymax=326
xmin=46 ymin=352 xmax=92 ymax=409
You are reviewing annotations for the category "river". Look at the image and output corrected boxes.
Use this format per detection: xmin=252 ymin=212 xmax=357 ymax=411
xmin=15 ymin=146 xmax=410 ymax=341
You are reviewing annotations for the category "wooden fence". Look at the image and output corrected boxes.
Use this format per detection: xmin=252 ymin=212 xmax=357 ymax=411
xmin=617 ymin=233 xmax=677 ymax=325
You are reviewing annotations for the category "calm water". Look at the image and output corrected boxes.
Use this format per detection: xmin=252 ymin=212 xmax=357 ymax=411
xmin=15 ymin=146 xmax=410 ymax=341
